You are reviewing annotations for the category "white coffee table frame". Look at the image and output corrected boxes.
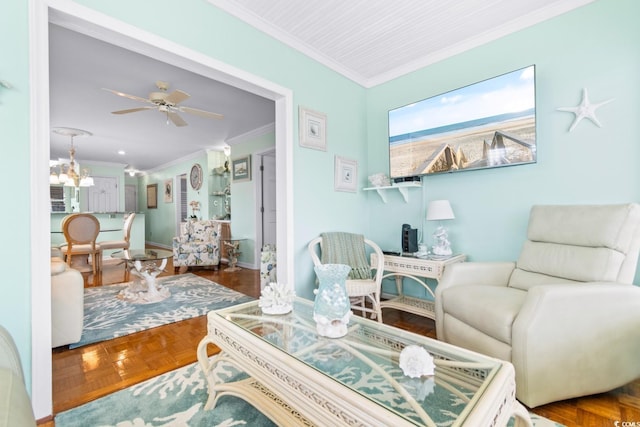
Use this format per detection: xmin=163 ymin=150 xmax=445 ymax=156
xmin=197 ymin=299 xmax=532 ymax=427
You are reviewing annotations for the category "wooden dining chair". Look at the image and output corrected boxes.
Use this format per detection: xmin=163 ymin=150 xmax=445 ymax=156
xmin=98 ymin=212 xmax=136 ymax=254
xmin=60 ymin=213 xmax=102 ymax=275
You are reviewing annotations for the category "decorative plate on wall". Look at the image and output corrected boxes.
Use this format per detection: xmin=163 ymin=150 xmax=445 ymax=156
xmin=190 ymin=163 xmax=203 ymax=190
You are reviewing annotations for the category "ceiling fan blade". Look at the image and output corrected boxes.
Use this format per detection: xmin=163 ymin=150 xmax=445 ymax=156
xmin=102 ymin=88 xmax=152 ymax=104
xmin=179 ymin=106 xmax=224 ymax=120
xmin=168 ymin=111 xmax=188 ymax=127
xmin=111 ymin=106 xmax=156 ymax=114
xmin=164 ymin=90 xmax=190 ymax=105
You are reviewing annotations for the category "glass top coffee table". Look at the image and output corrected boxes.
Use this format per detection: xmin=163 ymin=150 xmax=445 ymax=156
xmin=197 ymin=298 xmax=531 ymax=426
xmin=111 ymin=249 xmax=173 ymax=304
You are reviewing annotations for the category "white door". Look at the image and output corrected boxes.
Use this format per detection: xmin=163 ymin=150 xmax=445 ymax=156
xmin=260 ymin=150 xmax=277 ymax=246
xmin=87 ymin=176 xmax=118 ymax=212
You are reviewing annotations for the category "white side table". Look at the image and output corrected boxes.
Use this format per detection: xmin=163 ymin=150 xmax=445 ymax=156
xmin=373 ymin=253 xmax=466 ymax=320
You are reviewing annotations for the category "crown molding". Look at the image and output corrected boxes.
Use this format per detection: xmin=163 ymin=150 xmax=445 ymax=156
xmin=226 ymin=122 xmax=275 ymax=145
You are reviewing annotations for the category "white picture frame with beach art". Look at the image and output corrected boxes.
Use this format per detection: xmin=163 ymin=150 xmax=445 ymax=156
xmin=334 ymin=156 xmax=358 ymax=193
xmin=299 ymin=106 xmax=327 ymax=151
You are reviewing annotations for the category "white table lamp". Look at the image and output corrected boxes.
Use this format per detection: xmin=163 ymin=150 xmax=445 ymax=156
xmin=426 ymin=200 xmax=455 ymax=257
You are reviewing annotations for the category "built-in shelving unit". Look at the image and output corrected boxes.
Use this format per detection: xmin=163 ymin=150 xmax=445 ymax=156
xmin=362 ymin=182 xmax=421 ymax=203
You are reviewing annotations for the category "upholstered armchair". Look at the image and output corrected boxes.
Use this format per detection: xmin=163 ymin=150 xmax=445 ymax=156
xmin=172 ymin=220 xmax=221 ymax=271
xmin=260 ymin=244 xmax=277 ymax=290
xmin=435 ymin=203 xmax=640 ymax=408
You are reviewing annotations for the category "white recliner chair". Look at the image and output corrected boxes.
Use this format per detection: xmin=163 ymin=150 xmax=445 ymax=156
xmin=435 ymin=203 xmax=640 ymax=408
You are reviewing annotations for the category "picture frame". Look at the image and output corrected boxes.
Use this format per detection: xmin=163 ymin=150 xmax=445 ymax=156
xmin=146 ymin=184 xmax=158 ymax=209
xmin=232 ymin=155 xmax=251 ymax=182
xmin=299 ymin=106 xmax=327 ymax=151
xmin=163 ymin=179 xmax=173 ymax=203
xmin=334 ymin=156 xmax=358 ymax=193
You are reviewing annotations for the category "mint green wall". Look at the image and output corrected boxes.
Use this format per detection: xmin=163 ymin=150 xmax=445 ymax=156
xmin=229 ymin=132 xmax=276 ymax=267
xmin=140 ymin=154 xmax=210 ymax=246
xmin=1 ymin=0 xmax=31 ymax=381
xmin=366 ymin=0 xmax=640 ymax=295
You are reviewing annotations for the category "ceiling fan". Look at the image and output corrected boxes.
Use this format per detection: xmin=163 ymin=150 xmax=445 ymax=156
xmin=103 ymin=81 xmax=223 ymax=127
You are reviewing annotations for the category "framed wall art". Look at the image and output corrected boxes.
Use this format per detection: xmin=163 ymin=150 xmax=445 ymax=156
xmin=299 ymin=106 xmax=327 ymax=151
xmin=334 ymin=156 xmax=358 ymax=193
xmin=232 ymin=155 xmax=251 ymax=182
xmin=164 ymin=179 xmax=173 ymax=203
xmin=146 ymin=184 xmax=158 ymax=209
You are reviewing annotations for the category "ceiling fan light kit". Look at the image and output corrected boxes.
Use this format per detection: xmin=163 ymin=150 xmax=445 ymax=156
xmin=104 ymin=81 xmax=223 ymax=127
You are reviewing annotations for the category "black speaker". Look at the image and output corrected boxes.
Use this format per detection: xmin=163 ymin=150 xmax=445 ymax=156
xmin=402 ymin=224 xmax=418 ymax=253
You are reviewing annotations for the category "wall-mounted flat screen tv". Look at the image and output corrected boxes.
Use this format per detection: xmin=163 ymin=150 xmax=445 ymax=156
xmin=388 ymin=65 xmax=536 ymax=178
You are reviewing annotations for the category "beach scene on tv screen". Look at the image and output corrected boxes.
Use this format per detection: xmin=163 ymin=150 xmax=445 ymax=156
xmin=388 ymin=65 xmax=536 ymax=178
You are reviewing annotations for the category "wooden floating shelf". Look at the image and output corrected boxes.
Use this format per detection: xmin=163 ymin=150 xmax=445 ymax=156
xmin=362 ymin=182 xmax=421 ymax=203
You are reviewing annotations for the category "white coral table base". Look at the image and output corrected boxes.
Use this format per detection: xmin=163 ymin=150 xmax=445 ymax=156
xmin=117 ymin=259 xmax=170 ymax=304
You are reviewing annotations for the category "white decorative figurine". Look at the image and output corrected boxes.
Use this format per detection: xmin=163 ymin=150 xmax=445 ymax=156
xmin=259 ymin=282 xmax=295 ymax=315
xmin=399 ymin=345 xmax=435 ymax=378
xmin=431 ymin=226 xmax=452 ymax=257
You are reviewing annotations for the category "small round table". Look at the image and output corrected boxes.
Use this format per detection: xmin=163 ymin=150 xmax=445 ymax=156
xmin=111 ymin=249 xmax=173 ymax=304
xmin=222 ymin=238 xmax=246 ymax=272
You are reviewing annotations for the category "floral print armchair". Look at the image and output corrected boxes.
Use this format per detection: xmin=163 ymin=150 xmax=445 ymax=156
xmin=172 ymin=220 xmax=221 ymax=271
xmin=260 ymin=244 xmax=277 ymax=290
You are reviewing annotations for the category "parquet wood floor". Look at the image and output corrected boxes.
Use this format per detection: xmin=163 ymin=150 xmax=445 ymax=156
xmin=42 ymin=253 xmax=640 ymax=426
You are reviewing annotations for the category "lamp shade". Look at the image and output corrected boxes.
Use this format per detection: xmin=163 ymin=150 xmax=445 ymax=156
xmin=426 ymin=200 xmax=455 ymax=221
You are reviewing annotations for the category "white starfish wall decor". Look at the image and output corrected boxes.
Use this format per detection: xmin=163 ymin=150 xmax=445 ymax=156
xmin=557 ymin=88 xmax=614 ymax=132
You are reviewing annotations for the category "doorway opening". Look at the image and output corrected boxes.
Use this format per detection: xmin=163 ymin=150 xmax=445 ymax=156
xmin=32 ymin=2 xmax=293 ymax=417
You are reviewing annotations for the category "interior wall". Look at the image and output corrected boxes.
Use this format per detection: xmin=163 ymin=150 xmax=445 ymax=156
xmin=366 ymin=0 xmax=640 ymax=287
xmin=227 ymin=130 xmax=276 ymax=268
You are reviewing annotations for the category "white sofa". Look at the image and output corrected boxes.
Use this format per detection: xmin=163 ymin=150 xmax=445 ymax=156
xmin=0 ymin=325 xmax=36 ymax=426
xmin=436 ymin=203 xmax=640 ymax=408
xmin=51 ymin=248 xmax=84 ymax=348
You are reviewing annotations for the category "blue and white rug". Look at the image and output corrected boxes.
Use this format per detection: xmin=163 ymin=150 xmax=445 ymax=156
xmin=54 ymin=358 xmax=564 ymax=427
xmin=69 ymin=273 xmax=254 ymax=348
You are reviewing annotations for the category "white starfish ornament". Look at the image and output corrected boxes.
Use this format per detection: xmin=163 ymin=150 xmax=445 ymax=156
xmin=557 ymin=88 xmax=613 ymax=132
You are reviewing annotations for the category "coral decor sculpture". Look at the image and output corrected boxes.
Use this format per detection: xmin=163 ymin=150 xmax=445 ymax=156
xmin=259 ymin=282 xmax=295 ymax=315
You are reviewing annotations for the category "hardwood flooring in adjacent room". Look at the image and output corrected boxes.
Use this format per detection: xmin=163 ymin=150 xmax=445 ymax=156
xmin=44 ymin=256 xmax=640 ymax=427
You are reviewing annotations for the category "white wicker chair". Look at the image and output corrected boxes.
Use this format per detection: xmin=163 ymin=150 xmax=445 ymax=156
xmin=308 ymin=235 xmax=384 ymax=322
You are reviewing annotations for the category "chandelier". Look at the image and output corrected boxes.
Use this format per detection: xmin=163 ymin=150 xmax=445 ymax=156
xmin=50 ymin=127 xmax=94 ymax=187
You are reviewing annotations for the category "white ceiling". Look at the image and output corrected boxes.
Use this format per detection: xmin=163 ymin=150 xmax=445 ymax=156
xmin=49 ymin=24 xmax=275 ymax=173
xmin=50 ymin=0 xmax=593 ymax=173
xmin=210 ymin=0 xmax=594 ymax=87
